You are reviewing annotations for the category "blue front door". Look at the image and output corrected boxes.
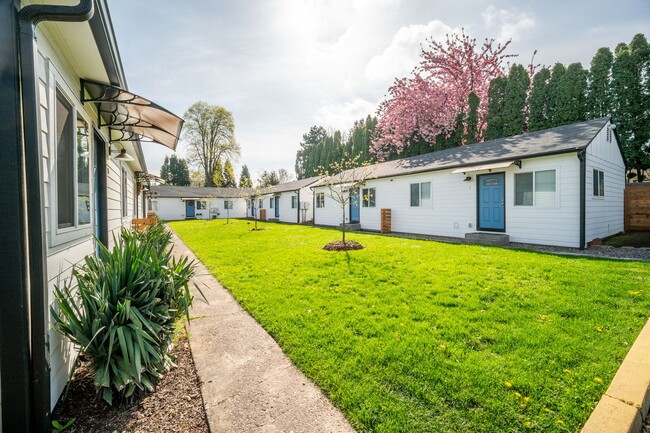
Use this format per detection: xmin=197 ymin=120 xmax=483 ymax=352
xmin=349 ymin=188 xmax=360 ymax=223
xmin=478 ymin=173 xmax=505 ymax=231
xmin=275 ymin=196 xmax=280 ymax=218
xmin=185 ymin=200 xmax=195 ymax=218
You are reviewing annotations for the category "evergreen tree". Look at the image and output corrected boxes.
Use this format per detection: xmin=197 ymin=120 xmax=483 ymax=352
xmin=484 ymin=77 xmax=508 ymax=140
xmin=612 ymin=34 xmax=650 ymax=181
xmin=212 ymin=158 xmax=224 ymax=187
xmin=464 ymin=92 xmax=480 ymax=144
xmin=546 ymin=63 xmax=566 ymax=127
xmin=502 ymin=64 xmax=530 ymax=136
xmin=239 ymin=164 xmax=253 ymax=188
xmin=555 ymin=62 xmax=588 ymax=125
xmin=528 ymin=68 xmax=551 ymax=132
xmin=223 ymin=160 xmax=237 ymax=187
xmin=160 ymin=154 xmax=190 ymax=186
xmin=587 ymin=47 xmax=614 ymax=118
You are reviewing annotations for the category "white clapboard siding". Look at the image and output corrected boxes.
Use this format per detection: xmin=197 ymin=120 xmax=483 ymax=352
xmin=585 ymin=125 xmax=625 ymax=241
xmin=314 ymin=152 xmax=584 ymax=247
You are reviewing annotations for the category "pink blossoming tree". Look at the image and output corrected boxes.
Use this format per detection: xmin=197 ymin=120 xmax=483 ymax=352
xmin=373 ymin=31 xmax=515 ymax=157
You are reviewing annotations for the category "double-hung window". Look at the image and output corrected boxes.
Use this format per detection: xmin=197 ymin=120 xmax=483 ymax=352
xmin=316 ymin=192 xmax=325 ymax=208
xmin=514 ymin=170 xmax=557 ymax=206
xmin=362 ymin=187 xmax=376 ymax=207
xmin=269 ymin=197 xmax=274 ymax=208
xmin=121 ymin=168 xmax=128 ymax=217
xmin=593 ymin=170 xmax=605 ymax=197
xmin=291 ymin=196 xmax=298 ymax=209
xmin=410 ymin=182 xmax=431 ymax=207
xmin=55 ymin=89 xmax=91 ymax=230
xmin=258 ymin=199 xmax=263 ymax=209
xmin=224 ymin=200 xmax=233 ymax=210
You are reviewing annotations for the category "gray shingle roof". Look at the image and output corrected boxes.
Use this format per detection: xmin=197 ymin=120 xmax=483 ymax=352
xmin=313 ymin=118 xmax=611 ymax=186
xmin=150 ymin=185 xmax=251 ymax=198
xmin=262 ymin=176 xmax=320 ymax=194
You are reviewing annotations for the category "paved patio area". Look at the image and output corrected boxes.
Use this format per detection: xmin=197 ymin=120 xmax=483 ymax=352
xmin=170 ymin=231 xmax=356 ymax=433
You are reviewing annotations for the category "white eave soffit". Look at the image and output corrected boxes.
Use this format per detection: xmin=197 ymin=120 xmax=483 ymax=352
xmin=451 ymin=160 xmax=521 ymax=174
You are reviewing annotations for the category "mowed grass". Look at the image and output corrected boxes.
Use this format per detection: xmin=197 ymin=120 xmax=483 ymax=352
xmin=170 ymin=220 xmax=650 ymax=433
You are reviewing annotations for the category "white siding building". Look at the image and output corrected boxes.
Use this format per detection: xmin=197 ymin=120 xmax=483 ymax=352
xmin=150 ymin=186 xmax=250 ymax=221
xmin=312 ymin=118 xmax=625 ymax=249
xmin=0 ymin=1 xmax=183 ymax=429
xmin=256 ymin=177 xmax=319 ymax=223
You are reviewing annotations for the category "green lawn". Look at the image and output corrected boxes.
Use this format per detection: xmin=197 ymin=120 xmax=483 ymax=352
xmin=170 ymin=220 xmax=650 ymax=433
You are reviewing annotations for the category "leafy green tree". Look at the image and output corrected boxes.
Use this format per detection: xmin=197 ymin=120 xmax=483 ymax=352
xmin=612 ymin=34 xmax=650 ymax=181
xmin=160 ymin=154 xmax=190 ymax=186
xmin=464 ymin=92 xmax=480 ymax=144
xmin=239 ymin=164 xmax=253 ymax=188
xmin=484 ymin=77 xmax=508 ymax=140
xmin=223 ymin=160 xmax=237 ymax=187
xmin=587 ymin=47 xmax=614 ymax=118
xmin=502 ymin=64 xmax=530 ymax=136
xmin=555 ymin=63 xmax=588 ymax=125
xmin=546 ymin=63 xmax=566 ymax=127
xmin=183 ymin=101 xmax=240 ymax=187
xmin=258 ymin=170 xmax=280 ymax=187
xmin=528 ymin=68 xmax=551 ymax=132
xmin=212 ymin=158 xmax=224 ymax=187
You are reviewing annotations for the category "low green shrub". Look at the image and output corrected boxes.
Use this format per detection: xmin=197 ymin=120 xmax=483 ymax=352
xmin=52 ymin=223 xmax=197 ymax=404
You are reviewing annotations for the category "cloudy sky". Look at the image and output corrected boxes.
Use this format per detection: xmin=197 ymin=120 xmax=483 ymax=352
xmin=110 ymin=0 xmax=649 ymax=181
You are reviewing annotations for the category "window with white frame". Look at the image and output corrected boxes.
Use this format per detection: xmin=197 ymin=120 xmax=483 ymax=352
xmin=149 ymin=200 xmax=158 ymax=211
xmin=121 ymin=168 xmax=128 ymax=217
xmin=224 ymin=200 xmax=233 ymax=209
xmin=316 ymin=192 xmax=325 ymax=208
xmin=50 ymin=87 xmax=92 ymax=246
xmin=515 ymin=170 xmax=557 ymax=206
xmin=593 ymin=169 xmax=605 ymax=197
xmin=196 ymin=201 xmax=207 ymax=210
xmin=410 ymin=182 xmax=431 ymax=207
xmin=291 ymin=195 xmax=298 ymax=208
xmin=269 ymin=197 xmax=274 ymax=208
xmin=258 ymin=198 xmax=263 ymax=209
xmin=362 ymin=187 xmax=376 ymax=207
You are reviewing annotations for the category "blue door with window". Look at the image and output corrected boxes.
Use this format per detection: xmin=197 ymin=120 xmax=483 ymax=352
xmin=185 ymin=200 xmax=195 ymax=218
xmin=478 ymin=173 xmax=505 ymax=231
xmin=349 ymin=188 xmax=360 ymax=223
xmin=275 ymin=196 xmax=280 ymax=218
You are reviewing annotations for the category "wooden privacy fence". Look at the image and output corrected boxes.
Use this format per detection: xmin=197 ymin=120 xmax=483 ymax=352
xmin=625 ymin=183 xmax=650 ymax=231
xmin=132 ymin=216 xmax=158 ymax=231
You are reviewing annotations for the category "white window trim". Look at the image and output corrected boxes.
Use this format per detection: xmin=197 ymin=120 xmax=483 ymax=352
xmin=362 ymin=187 xmax=376 ymax=208
xmin=48 ymin=66 xmax=94 ymax=249
xmin=592 ymin=168 xmax=606 ymax=199
xmin=316 ymin=192 xmax=325 ymax=208
xmin=409 ymin=181 xmax=432 ymax=208
xmin=513 ymin=168 xmax=560 ymax=209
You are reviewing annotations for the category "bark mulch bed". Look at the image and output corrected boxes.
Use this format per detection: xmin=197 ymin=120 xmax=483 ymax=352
xmin=323 ymin=240 xmax=364 ymax=251
xmin=51 ymin=336 xmax=209 ymax=433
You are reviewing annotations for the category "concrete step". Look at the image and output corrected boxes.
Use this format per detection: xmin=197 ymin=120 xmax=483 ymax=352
xmin=338 ymin=223 xmax=361 ymax=231
xmin=465 ymin=232 xmax=510 ymax=245
xmin=268 ymin=218 xmax=280 ymax=222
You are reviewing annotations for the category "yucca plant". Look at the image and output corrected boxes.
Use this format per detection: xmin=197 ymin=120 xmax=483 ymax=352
xmin=51 ymin=223 xmax=197 ymax=405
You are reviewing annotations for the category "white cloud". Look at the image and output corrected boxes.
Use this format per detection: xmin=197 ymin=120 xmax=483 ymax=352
xmin=482 ymin=5 xmax=535 ymax=42
xmin=365 ymin=20 xmax=456 ymax=84
xmin=314 ymin=98 xmax=377 ymax=132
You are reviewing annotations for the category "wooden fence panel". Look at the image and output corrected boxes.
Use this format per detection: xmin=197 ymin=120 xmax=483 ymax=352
xmin=625 ymin=183 xmax=650 ymax=231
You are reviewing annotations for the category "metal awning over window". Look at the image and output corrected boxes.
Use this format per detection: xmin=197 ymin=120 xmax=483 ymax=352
xmin=451 ymin=160 xmax=521 ymax=174
xmin=81 ymin=79 xmax=183 ymax=150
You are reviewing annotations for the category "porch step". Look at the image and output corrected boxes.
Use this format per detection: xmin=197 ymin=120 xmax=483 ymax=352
xmin=465 ymin=232 xmax=510 ymax=245
xmin=268 ymin=218 xmax=280 ymax=222
xmin=339 ymin=223 xmax=361 ymax=231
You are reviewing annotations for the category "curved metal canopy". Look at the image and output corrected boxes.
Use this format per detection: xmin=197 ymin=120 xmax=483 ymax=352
xmin=81 ymin=79 xmax=183 ymax=150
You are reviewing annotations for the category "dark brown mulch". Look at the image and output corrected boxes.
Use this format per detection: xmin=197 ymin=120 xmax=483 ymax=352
xmin=322 ymin=240 xmax=364 ymax=251
xmin=51 ymin=337 xmax=209 ymax=433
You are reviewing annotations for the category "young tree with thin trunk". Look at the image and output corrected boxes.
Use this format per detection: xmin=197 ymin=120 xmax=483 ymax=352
xmin=316 ymin=153 xmax=374 ymax=245
xmin=183 ymin=101 xmax=240 ymax=187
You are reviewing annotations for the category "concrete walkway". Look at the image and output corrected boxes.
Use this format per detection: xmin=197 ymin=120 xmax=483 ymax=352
xmin=170 ymin=232 xmax=356 ymax=433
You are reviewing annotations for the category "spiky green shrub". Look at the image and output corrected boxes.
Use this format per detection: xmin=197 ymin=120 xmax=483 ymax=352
xmin=51 ymin=223 xmax=196 ymax=404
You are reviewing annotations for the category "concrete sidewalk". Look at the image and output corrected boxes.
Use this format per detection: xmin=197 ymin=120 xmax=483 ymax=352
xmin=170 ymin=231 xmax=356 ymax=433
